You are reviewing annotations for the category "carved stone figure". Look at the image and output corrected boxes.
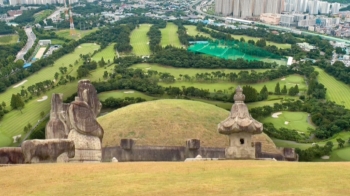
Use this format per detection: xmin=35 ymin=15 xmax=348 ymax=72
xmin=66 ymin=80 xmax=104 ymax=162
xmin=0 ymin=147 xmax=24 ymax=164
xmin=46 ymin=94 xmax=69 ymax=139
xmin=218 ymin=86 xmax=263 ymax=159
xmin=21 ymin=139 xmax=75 ymax=163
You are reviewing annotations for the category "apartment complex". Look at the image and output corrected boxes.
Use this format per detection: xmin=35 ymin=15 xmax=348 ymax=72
xmin=9 ymin=0 xmax=78 ymax=5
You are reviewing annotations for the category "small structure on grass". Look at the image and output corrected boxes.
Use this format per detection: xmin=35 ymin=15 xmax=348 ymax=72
xmin=218 ymin=86 xmax=263 ymax=159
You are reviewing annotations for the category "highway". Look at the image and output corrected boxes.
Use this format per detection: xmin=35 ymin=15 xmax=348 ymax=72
xmin=15 ymin=27 xmax=36 ymax=62
xmin=189 ymin=0 xmax=350 ymax=44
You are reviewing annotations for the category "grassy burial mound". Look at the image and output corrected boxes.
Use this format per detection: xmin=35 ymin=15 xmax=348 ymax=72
xmin=0 ymin=34 xmax=19 ymax=45
xmin=130 ymin=24 xmax=151 ymax=56
xmin=160 ymin=23 xmax=182 ymax=48
xmin=262 ymin=111 xmax=314 ymax=133
xmin=2 ymin=161 xmax=350 ymax=195
xmin=98 ymin=99 xmax=280 ymax=155
xmin=314 ymin=67 xmax=350 ymax=109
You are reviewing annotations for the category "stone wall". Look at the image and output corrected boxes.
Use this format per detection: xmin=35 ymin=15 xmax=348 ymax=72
xmin=102 ymin=139 xmax=298 ymax=162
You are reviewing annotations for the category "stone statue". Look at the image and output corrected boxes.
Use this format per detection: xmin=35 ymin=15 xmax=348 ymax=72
xmin=218 ymin=86 xmax=263 ymax=159
xmin=0 ymin=147 xmax=24 ymax=164
xmin=66 ymin=80 xmax=104 ymax=162
xmin=46 ymin=94 xmax=69 ymax=139
xmin=21 ymin=139 xmax=75 ymax=163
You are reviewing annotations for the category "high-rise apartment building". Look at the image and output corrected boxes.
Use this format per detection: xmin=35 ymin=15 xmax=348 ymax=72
xmin=233 ymin=0 xmax=240 ymax=17
xmin=331 ymin=3 xmax=340 ymax=15
xmin=240 ymin=0 xmax=254 ymax=18
xmin=265 ymin=0 xmax=284 ymax=14
xmin=318 ymin=1 xmax=330 ymax=15
xmin=253 ymin=0 xmax=265 ymax=16
xmin=308 ymin=0 xmax=319 ymax=15
xmin=215 ymin=0 xmax=224 ymax=14
xmin=222 ymin=0 xmax=234 ymax=16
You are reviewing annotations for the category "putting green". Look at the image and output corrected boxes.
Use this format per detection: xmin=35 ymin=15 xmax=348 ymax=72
xmin=91 ymin=43 xmax=116 ymax=63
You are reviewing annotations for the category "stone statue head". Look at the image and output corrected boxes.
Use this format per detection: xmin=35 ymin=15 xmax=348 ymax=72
xmin=77 ymin=79 xmax=102 ymax=117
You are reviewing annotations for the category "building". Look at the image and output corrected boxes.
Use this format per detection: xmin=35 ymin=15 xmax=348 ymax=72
xmin=265 ymin=0 xmax=284 ymax=14
xmin=240 ymin=0 xmax=254 ymax=18
xmin=0 ymin=0 xmax=3 ymax=5
xmin=7 ymin=10 xmax=23 ymax=17
xmin=280 ymin=14 xmax=294 ymax=26
xmin=260 ymin=13 xmax=281 ymax=24
xmin=318 ymin=1 xmax=330 ymax=15
xmin=39 ymin=40 xmax=51 ymax=46
xmin=215 ymin=0 xmax=223 ymax=14
xmin=331 ymin=3 xmax=340 ymax=15
xmin=253 ymin=0 xmax=265 ymax=16
xmin=222 ymin=0 xmax=233 ymax=16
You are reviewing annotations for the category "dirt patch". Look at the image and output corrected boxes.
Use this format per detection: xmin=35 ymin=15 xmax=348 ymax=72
xmin=272 ymin=112 xmax=282 ymax=118
xmin=321 ymin=155 xmax=330 ymax=160
xmin=13 ymin=80 xmax=28 ymax=88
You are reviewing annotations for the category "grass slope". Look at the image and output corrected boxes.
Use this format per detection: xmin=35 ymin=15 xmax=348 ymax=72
xmin=98 ymin=99 xmax=280 ymax=155
xmin=0 ymin=34 xmax=19 ymax=45
xmin=0 ymin=43 xmax=104 ymax=147
xmin=314 ymin=67 xmax=350 ymax=109
xmin=2 ymin=161 xmax=350 ymax=195
xmin=34 ymin=9 xmax=53 ymax=23
xmin=130 ymin=24 xmax=151 ymax=56
xmin=160 ymin=23 xmax=182 ymax=47
xmin=262 ymin=111 xmax=314 ymax=133
xmin=91 ymin=43 xmax=116 ymax=63
xmin=185 ymin=25 xmax=212 ymax=39
xmin=55 ymin=28 xmax=98 ymax=40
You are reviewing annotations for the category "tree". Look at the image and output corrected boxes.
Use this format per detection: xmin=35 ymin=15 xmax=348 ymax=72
xmin=337 ymin=138 xmax=345 ymax=148
xmin=256 ymin=39 xmax=266 ymax=48
xmin=274 ymin=82 xmax=281 ymax=95
xmin=1 ymin=101 xmax=6 ymax=108
xmin=10 ymin=94 xmax=25 ymax=113
xmin=40 ymin=111 xmax=45 ymax=119
xmin=281 ymin=85 xmax=287 ymax=95
xmin=54 ymin=72 xmax=59 ymax=80
xmin=335 ymin=47 xmax=346 ymax=55
xmin=103 ymin=71 xmax=108 ymax=79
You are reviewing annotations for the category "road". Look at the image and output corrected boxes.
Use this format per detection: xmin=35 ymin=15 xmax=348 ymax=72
xmin=189 ymin=1 xmax=350 ymax=44
xmin=15 ymin=27 xmax=36 ymax=62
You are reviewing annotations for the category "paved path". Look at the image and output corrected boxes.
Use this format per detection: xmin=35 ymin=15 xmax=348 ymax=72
xmin=15 ymin=27 xmax=36 ymax=62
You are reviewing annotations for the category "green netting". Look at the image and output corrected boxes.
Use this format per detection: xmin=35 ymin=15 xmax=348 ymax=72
xmin=188 ymin=40 xmax=287 ymax=65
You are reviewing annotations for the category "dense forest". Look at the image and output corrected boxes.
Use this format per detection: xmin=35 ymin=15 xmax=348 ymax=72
xmin=13 ymin=5 xmax=55 ymax=25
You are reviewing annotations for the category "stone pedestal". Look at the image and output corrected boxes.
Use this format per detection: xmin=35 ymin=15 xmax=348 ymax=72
xmin=68 ymin=130 xmax=102 ymax=162
xmin=225 ymin=133 xmax=255 ymax=159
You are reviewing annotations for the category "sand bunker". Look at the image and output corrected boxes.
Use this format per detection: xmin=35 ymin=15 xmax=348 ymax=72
xmin=124 ymin=91 xmax=134 ymax=94
xmin=12 ymin=135 xmax=21 ymax=143
xmin=145 ymin=67 xmax=151 ymax=70
xmin=78 ymin=46 xmax=82 ymax=48
xmin=321 ymin=155 xmax=330 ymax=160
xmin=272 ymin=112 xmax=282 ymax=118
xmin=284 ymin=121 xmax=289 ymax=125
xmin=37 ymin=95 xmax=48 ymax=102
xmin=13 ymin=80 xmax=28 ymax=88
xmin=35 ymin=47 xmax=46 ymax=59
xmin=281 ymin=78 xmax=286 ymax=81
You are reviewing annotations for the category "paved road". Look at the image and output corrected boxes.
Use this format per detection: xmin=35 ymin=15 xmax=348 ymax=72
xmin=15 ymin=27 xmax=36 ymax=62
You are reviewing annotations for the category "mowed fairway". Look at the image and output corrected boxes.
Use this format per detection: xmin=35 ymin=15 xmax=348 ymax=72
xmin=314 ymin=67 xmax=350 ymax=109
xmin=185 ymin=25 xmax=212 ymax=38
xmin=160 ymin=23 xmax=182 ymax=47
xmin=0 ymin=43 xmax=100 ymax=147
xmin=0 ymin=34 xmax=19 ymax=45
xmin=131 ymin=63 xmax=269 ymax=77
xmin=91 ymin=43 xmax=116 ymax=63
xmin=2 ymin=161 xmax=350 ymax=195
xmin=262 ymin=111 xmax=314 ymax=133
xmin=55 ymin=28 xmax=98 ymax=40
xmin=98 ymin=90 xmax=156 ymax=101
xmin=160 ymin=76 xmax=305 ymax=93
xmin=130 ymin=24 xmax=151 ymax=56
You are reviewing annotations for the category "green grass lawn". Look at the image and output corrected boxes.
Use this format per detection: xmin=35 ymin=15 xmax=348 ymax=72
xmin=158 ymin=75 xmax=306 ymax=94
xmin=0 ymin=34 xmax=19 ymax=45
xmin=98 ymin=90 xmax=156 ymax=101
xmin=91 ymin=43 xmax=116 ymax=63
xmin=130 ymin=24 xmax=151 ymax=56
xmin=34 ymin=9 xmax=53 ymax=23
xmin=0 ymin=43 xmax=101 ymax=147
xmin=131 ymin=63 xmax=269 ymax=77
xmin=160 ymin=23 xmax=182 ymax=48
xmin=55 ymin=28 xmax=98 ymax=40
xmin=51 ymin=39 xmax=67 ymax=45
xmin=184 ymin=25 xmax=212 ymax=39
xmin=314 ymin=67 xmax=350 ymax=109
xmin=262 ymin=111 xmax=314 ymax=133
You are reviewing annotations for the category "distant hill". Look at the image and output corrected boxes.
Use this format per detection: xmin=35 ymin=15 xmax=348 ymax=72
xmin=98 ymin=99 xmax=281 ymax=154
